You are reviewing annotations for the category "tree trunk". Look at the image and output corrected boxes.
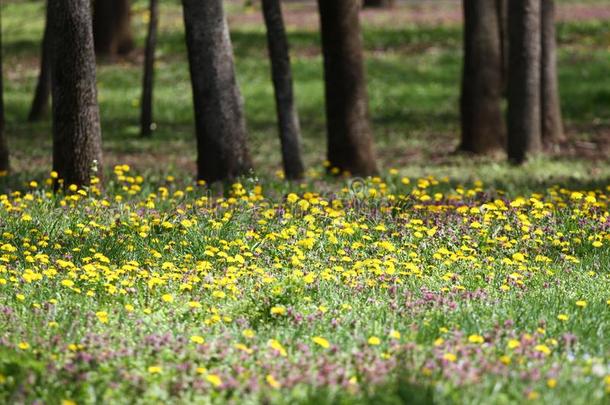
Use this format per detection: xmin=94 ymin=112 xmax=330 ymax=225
xmin=262 ymin=0 xmax=305 ymax=180
xmin=540 ymin=0 xmax=564 ymax=146
xmin=317 ymin=0 xmax=378 ymax=176
xmin=28 ymin=0 xmax=52 ymax=122
xmin=362 ymin=0 xmax=395 ymax=8
xmin=507 ymin=0 xmax=542 ymax=164
xmin=140 ymin=0 xmax=159 ymax=137
xmin=0 ymin=7 xmax=10 ymax=173
xmin=93 ymin=0 xmax=134 ymax=57
xmin=459 ymin=0 xmax=505 ymax=154
xmin=50 ymin=0 xmax=103 ymax=188
xmin=495 ymin=0 xmax=509 ymax=92
xmin=182 ymin=0 xmax=252 ymax=183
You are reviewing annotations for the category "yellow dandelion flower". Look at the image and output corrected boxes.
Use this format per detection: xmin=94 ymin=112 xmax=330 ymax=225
xmin=368 ymin=336 xmax=381 ymax=346
xmin=206 ymin=374 xmax=222 ymax=388
xmin=312 ymin=336 xmax=330 ymax=349
xmin=468 ymin=334 xmax=484 ymax=344
xmin=147 ymin=365 xmax=162 ymax=374
xmin=190 ymin=335 xmax=205 ymax=345
xmin=266 ymin=374 xmax=281 ymax=389
xmin=443 ymin=353 xmax=457 ymax=362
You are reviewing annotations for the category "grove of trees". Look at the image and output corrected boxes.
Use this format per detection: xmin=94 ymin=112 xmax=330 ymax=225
xmin=0 ymin=0 xmax=569 ymax=188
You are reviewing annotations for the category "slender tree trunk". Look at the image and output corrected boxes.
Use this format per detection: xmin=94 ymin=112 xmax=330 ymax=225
xmin=459 ymin=0 xmax=505 ymax=154
xmin=262 ymin=0 xmax=305 ymax=180
xmin=362 ymin=0 xmax=395 ymax=8
xmin=0 ymin=7 xmax=10 ymax=173
xmin=540 ymin=0 xmax=564 ymax=146
xmin=507 ymin=0 xmax=542 ymax=164
xmin=182 ymin=0 xmax=252 ymax=183
xmin=28 ymin=1 xmax=52 ymax=122
xmin=141 ymin=0 xmax=159 ymax=137
xmin=317 ymin=0 xmax=378 ymax=176
xmin=93 ymin=0 xmax=134 ymax=57
xmin=50 ymin=0 xmax=103 ymax=188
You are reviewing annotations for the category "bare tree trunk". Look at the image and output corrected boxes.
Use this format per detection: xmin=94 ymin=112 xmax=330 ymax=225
xmin=28 ymin=1 xmax=52 ymax=122
xmin=507 ymin=0 xmax=542 ymax=164
xmin=362 ymin=0 xmax=395 ymax=8
xmin=182 ymin=0 xmax=252 ymax=183
xmin=540 ymin=0 xmax=564 ymax=146
xmin=50 ymin=0 xmax=103 ymax=188
xmin=459 ymin=0 xmax=505 ymax=154
xmin=496 ymin=0 xmax=509 ymax=92
xmin=262 ymin=0 xmax=305 ymax=180
xmin=93 ymin=0 xmax=134 ymax=57
xmin=141 ymin=0 xmax=159 ymax=137
xmin=317 ymin=0 xmax=378 ymax=176
xmin=0 ymin=7 xmax=9 ymax=173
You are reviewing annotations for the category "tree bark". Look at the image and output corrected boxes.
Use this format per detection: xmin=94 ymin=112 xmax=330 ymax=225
xmin=362 ymin=0 xmax=395 ymax=8
xmin=317 ymin=0 xmax=378 ymax=176
xmin=141 ymin=0 xmax=159 ymax=137
xmin=93 ymin=0 xmax=134 ymax=57
xmin=540 ymin=0 xmax=564 ymax=146
xmin=459 ymin=0 xmax=505 ymax=154
xmin=496 ymin=0 xmax=509 ymax=92
xmin=262 ymin=0 xmax=305 ymax=180
xmin=28 ymin=0 xmax=52 ymax=122
xmin=182 ymin=0 xmax=252 ymax=183
xmin=0 ymin=7 xmax=10 ymax=173
xmin=50 ymin=0 xmax=103 ymax=188
xmin=507 ymin=0 xmax=542 ymax=164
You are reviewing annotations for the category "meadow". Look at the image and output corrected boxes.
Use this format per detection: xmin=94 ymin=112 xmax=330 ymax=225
xmin=1 ymin=0 xmax=610 ymax=404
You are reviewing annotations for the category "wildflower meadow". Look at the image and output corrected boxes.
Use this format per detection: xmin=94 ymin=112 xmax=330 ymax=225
xmin=0 ymin=167 xmax=609 ymax=404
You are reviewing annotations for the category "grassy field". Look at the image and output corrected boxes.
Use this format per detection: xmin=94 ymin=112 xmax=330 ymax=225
xmin=1 ymin=1 xmax=610 ymax=404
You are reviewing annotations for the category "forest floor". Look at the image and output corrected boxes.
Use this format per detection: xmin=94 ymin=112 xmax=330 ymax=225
xmin=1 ymin=3 xmax=610 ymax=403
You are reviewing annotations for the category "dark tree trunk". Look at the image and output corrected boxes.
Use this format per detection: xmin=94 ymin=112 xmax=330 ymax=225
xmin=28 ymin=1 xmax=52 ymax=122
xmin=459 ymin=0 xmax=505 ymax=154
xmin=507 ymin=0 xmax=542 ymax=164
xmin=262 ymin=0 xmax=305 ymax=180
xmin=317 ymin=0 xmax=378 ymax=176
xmin=540 ymin=0 xmax=564 ymax=146
xmin=495 ymin=0 xmax=509 ymax=92
xmin=93 ymin=0 xmax=134 ymax=57
xmin=0 ymin=7 xmax=9 ymax=173
xmin=50 ymin=0 xmax=103 ymax=188
xmin=140 ymin=0 xmax=159 ymax=137
xmin=362 ymin=0 xmax=395 ymax=8
xmin=182 ymin=0 xmax=252 ymax=183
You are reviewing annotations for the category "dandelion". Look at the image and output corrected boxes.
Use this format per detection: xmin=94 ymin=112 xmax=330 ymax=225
xmin=368 ymin=336 xmax=381 ymax=346
xmin=443 ymin=353 xmax=457 ymax=362
xmin=389 ymin=330 xmax=401 ymax=339
xmin=312 ymin=336 xmax=330 ymax=349
xmin=18 ymin=342 xmax=30 ymax=350
xmin=161 ymin=294 xmax=174 ymax=303
xmin=95 ymin=311 xmax=109 ymax=324
xmin=547 ymin=378 xmax=557 ymax=388
xmin=575 ymin=300 xmax=587 ymax=308
xmin=206 ymin=374 xmax=222 ymax=388
xmin=507 ymin=339 xmax=521 ymax=349
xmin=147 ymin=366 xmax=162 ymax=374
xmin=268 ymin=339 xmax=287 ymax=357
xmin=557 ymin=314 xmax=569 ymax=321
xmin=468 ymin=334 xmax=484 ymax=344
xmin=266 ymin=374 xmax=281 ymax=389
xmin=270 ymin=306 xmax=286 ymax=315
xmin=534 ymin=344 xmax=551 ymax=355
xmin=242 ymin=329 xmax=255 ymax=339
xmin=190 ymin=335 xmax=205 ymax=345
